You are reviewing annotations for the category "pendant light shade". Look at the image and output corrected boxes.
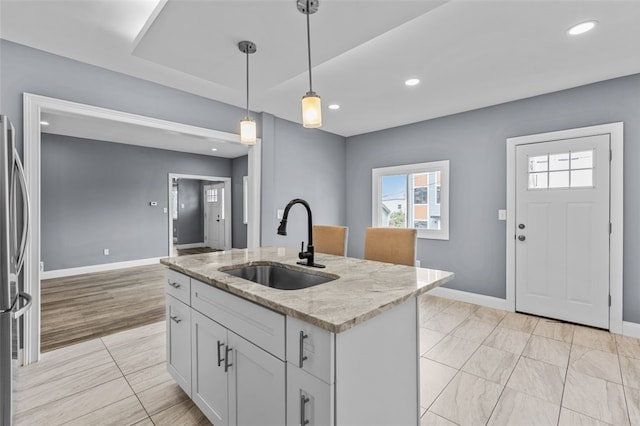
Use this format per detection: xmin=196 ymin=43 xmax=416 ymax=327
xmin=298 ymin=0 xmax=322 ymax=128
xmin=302 ymin=92 xmax=322 ymax=128
xmin=238 ymin=41 xmax=257 ymax=145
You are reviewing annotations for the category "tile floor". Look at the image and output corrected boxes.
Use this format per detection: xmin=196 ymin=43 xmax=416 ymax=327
xmin=419 ymin=295 xmax=640 ymax=426
xmin=13 ymin=294 xmax=640 ymax=425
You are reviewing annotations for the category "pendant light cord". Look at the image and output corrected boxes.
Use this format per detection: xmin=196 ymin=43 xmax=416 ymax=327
xmin=306 ymin=0 xmax=313 ymax=93
xmin=245 ymin=49 xmax=250 ymax=117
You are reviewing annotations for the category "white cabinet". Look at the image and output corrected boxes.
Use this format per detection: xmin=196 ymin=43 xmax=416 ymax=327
xmin=166 ymin=294 xmax=191 ymax=396
xmin=286 ymin=316 xmax=334 ymax=384
xmin=191 ymin=309 xmax=286 ymax=426
xmin=287 ymin=364 xmax=334 ymax=426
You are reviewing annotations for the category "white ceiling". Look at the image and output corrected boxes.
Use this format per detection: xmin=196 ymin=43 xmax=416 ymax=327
xmin=2 ymin=1 xmax=640 ymax=137
xmin=40 ymin=111 xmax=249 ymax=159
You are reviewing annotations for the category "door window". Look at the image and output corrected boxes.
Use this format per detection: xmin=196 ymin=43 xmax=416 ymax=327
xmin=527 ymin=150 xmax=593 ymax=189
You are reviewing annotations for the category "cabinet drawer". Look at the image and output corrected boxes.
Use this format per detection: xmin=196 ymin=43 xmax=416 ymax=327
xmin=166 ymin=269 xmax=191 ymax=305
xmin=287 ymin=316 xmax=334 ymax=384
xmin=287 ymin=365 xmax=334 ymax=426
xmin=191 ymin=279 xmax=285 ymax=360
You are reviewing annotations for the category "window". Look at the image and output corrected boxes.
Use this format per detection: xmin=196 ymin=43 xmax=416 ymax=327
xmin=206 ymin=188 xmax=218 ymax=203
xmin=372 ymin=160 xmax=449 ymax=240
xmin=528 ymin=150 xmax=594 ymax=189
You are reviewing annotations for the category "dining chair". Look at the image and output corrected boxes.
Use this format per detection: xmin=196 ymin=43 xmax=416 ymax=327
xmin=313 ymin=225 xmax=349 ymax=256
xmin=363 ymin=227 xmax=416 ymax=266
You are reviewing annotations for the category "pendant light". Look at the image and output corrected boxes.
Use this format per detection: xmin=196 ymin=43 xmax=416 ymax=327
xmin=238 ymin=40 xmax=257 ymax=145
xmin=298 ymin=0 xmax=322 ymax=128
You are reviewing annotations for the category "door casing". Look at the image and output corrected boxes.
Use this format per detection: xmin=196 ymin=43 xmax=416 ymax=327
xmin=506 ymin=122 xmax=623 ymax=333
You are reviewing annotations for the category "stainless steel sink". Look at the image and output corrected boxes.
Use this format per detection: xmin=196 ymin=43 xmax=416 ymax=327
xmin=220 ymin=262 xmax=338 ymax=290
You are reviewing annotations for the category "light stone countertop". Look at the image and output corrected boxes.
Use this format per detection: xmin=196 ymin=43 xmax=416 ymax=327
xmin=161 ymin=246 xmax=454 ymax=333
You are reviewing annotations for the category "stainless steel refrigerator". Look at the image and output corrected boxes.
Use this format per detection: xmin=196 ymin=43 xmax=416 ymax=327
xmin=0 ymin=115 xmax=32 ymax=426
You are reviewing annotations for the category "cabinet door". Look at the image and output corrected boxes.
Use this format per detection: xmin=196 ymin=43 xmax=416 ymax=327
xmin=286 ymin=316 xmax=334 ymax=384
xmin=191 ymin=310 xmax=229 ymax=426
xmin=287 ymin=365 xmax=334 ymax=426
xmin=228 ymin=331 xmax=286 ymax=426
xmin=166 ymin=295 xmax=191 ymax=396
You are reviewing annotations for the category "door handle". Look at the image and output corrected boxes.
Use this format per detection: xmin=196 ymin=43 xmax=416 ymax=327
xmin=170 ymin=315 xmax=181 ymax=324
xmin=12 ymin=292 xmax=32 ymax=320
xmin=167 ymin=281 xmax=181 ymax=289
xmin=299 ymin=331 xmax=308 ymax=368
xmin=12 ymin=150 xmax=30 ymax=275
xmin=518 ymin=235 xmax=526 ymax=241
xmin=224 ymin=345 xmax=233 ymax=372
xmin=217 ymin=340 xmax=224 ymax=367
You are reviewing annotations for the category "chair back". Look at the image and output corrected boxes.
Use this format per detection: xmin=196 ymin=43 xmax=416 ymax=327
xmin=364 ymin=227 xmax=416 ymax=266
xmin=313 ymin=225 xmax=348 ymax=256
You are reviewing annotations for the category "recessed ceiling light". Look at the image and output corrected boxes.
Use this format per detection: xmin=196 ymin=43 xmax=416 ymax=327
xmin=40 ymin=120 xmax=50 ymax=126
xmin=405 ymin=78 xmax=420 ymax=87
xmin=328 ymin=104 xmax=340 ymax=110
xmin=211 ymin=148 xmax=218 ymax=152
xmin=568 ymin=21 xmax=597 ymax=36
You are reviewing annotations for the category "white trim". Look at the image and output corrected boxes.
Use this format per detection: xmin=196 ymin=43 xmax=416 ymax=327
xmin=622 ymin=322 xmax=640 ymax=339
xmin=428 ymin=287 xmax=509 ymax=312
xmin=41 ymin=257 xmax=163 ymax=280
xmin=168 ymin=173 xmax=231 ymax=255
xmin=506 ymin=122 xmax=624 ymax=334
xmin=175 ymin=242 xmax=205 ymax=250
xmin=371 ymin=160 xmax=449 ymax=240
xmin=22 ymin=93 xmax=262 ymax=365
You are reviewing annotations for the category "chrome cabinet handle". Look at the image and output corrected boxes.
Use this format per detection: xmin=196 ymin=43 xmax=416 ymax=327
xmin=300 ymin=394 xmax=310 ymax=426
xmin=224 ymin=346 xmax=233 ymax=372
xmin=217 ymin=341 xmax=224 ymax=367
xmin=299 ymin=331 xmax=308 ymax=368
xmin=170 ymin=315 xmax=181 ymax=324
xmin=168 ymin=281 xmax=181 ymax=289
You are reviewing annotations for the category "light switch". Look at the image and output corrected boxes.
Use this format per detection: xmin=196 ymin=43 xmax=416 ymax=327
xmin=498 ymin=209 xmax=507 ymax=221
xmin=163 ymin=207 xmax=168 ymax=214
xmin=277 ymin=209 xmax=284 ymax=220
xmin=103 ymin=248 xmax=109 ymax=256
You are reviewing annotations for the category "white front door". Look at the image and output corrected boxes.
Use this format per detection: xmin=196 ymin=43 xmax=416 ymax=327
xmin=515 ymin=134 xmax=610 ymax=329
xmin=204 ymin=183 xmax=225 ymax=250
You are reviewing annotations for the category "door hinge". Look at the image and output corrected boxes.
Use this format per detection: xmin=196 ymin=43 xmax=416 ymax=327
xmin=610 ymin=149 xmax=613 ymax=161
xmin=609 ymin=295 xmax=612 ymax=307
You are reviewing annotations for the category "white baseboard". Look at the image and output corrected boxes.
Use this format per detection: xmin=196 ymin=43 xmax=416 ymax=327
xmin=42 ymin=257 xmax=164 ymax=279
xmin=427 ymin=286 xmax=510 ymax=311
xmin=175 ymin=242 xmax=205 ymax=249
xmin=622 ymin=321 xmax=640 ymax=338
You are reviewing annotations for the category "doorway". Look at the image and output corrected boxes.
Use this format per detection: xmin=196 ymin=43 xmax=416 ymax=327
xmin=506 ymin=122 xmax=623 ymax=333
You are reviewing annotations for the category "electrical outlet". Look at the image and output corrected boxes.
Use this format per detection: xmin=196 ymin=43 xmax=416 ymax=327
xmin=415 ymin=260 xmax=421 ymax=267
xmin=40 ymin=261 xmax=44 ymax=272
xmin=498 ymin=209 xmax=507 ymax=221
xmin=163 ymin=207 xmax=168 ymax=214
xmin=103 ymin=248 xmax=109 ymax=256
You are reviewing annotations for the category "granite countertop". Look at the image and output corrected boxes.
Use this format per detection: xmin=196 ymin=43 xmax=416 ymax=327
xmin=161 ymin=246 xmax=454 ymax=333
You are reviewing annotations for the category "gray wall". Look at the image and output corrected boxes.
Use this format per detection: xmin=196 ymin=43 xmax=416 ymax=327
xmin=260 ymin=113 xmax=347 ymax=250
xmin=176 ymin=179 xmax=204 ymax=245
xmin=41 ymin=133 xmax=231 ymax=270
xmin=1 ymin=40 xmax=347 ymax=256
xmin=346 ymin=73 xmax=640 ymax=323
xmin=231 ymin=155 xmax=248 ymax=248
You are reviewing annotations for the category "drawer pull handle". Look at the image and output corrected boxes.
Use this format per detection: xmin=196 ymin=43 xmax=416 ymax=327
xmin=300 ymin=394 xmax=310 ymax=425
xmin=224 ymin=346 xmax=233 ymax=372
xmin=170 ymin=315 xmax=181 ymax=324
xmin=299 ymin=331 xmax=308 ymax=368
xmin=217 ymin=341 xmax=225 ymax=367
xmin=168 ymin=281 xmax=182 ymax=289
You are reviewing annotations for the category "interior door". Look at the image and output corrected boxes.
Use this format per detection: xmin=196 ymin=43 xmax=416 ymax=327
xmin=204 ymin=183 xmax=225 ymax=250
xmin=515 ymin=134 xmax=610 ymax=329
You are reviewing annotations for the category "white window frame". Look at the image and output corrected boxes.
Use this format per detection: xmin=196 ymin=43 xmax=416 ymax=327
xmin=372 ymin=160 xmax=450 ymax=240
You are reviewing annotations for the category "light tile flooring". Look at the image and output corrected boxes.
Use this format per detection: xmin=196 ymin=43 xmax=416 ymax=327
xmin=13 ymin=294 xmax=640 ymax=425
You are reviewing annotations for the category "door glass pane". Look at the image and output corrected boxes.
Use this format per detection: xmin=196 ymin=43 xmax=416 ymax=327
xmin=571 ymin=169 xmax=593 ymax=187
xmin=528 ymin=155 xmax=548 ymax=172
xmin=549 ymin=153 xmax=570 ymax=171
xmin=529 ymin=172 xmax=548 ymax=189
xmin=549 ymin=171 xmax=570 ymax=188
xmin=571 ymin=150 xmax=593 ymax=169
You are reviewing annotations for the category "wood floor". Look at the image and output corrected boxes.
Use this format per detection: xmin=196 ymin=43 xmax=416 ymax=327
xmin=41 ymin=263 xmax=167 ymax=353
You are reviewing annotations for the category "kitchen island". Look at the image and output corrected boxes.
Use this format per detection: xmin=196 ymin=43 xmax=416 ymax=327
xmin=161 ymin=247 xmax=454 ymax=426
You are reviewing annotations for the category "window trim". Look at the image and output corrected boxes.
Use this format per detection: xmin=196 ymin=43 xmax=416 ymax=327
xmin=372 ymin=160 xmax=450 ymax=240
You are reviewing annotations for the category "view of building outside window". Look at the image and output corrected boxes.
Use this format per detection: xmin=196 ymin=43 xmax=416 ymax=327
xmin=380 ymin=171 xmax=441 ymax=230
